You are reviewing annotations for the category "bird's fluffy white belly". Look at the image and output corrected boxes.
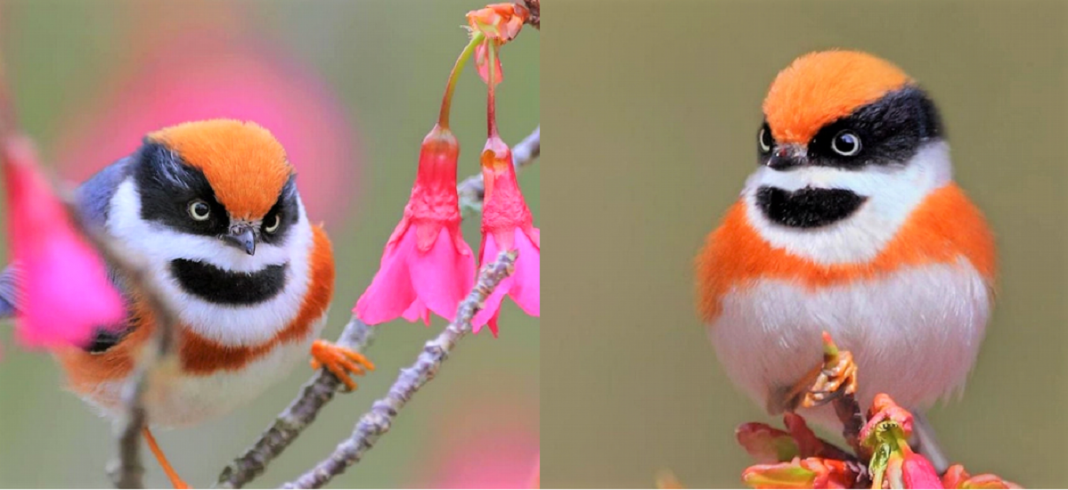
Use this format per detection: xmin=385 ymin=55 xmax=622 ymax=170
xmin=708 ymin=259 xmax=989 ymax=428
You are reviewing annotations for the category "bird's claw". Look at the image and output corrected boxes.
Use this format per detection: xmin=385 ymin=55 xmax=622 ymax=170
xmin=801 ymin=350 xmax=857 ymax=409
xmin=310 ymin=339 xmax=375 ymax=391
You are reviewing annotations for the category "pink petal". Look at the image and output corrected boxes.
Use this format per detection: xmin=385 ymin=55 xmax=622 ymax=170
xmin=735 ymin=423 xmax=799 ymax=464
xmin=408 ymin=227 xmax=475 ymax=323
xmin=902 ymin=453 xmax=943 ymax=489
xmin=508 ymin=229 xmax=540 ymax=317
xmin=475 ymin=42 xmax=504 ymax=87
xmin=400 ymin=298 xmax=431 ymax=326
xmin=3 ymin=136 xmax=125 ymax=349
xmin=354 ymin=227 xmax=419 ymax=324
xmin=472 ymin=235 xmax=507 ymax=336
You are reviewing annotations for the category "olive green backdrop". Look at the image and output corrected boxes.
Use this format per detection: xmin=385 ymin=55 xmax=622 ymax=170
xmin=0 ymin=1 xmax=539 ymax=488
xmin=541 ymin=1 xmax=1067 ymax=488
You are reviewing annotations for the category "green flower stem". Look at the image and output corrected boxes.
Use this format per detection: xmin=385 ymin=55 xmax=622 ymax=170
xmin=439 ymin=31 xmax=484 ymax=129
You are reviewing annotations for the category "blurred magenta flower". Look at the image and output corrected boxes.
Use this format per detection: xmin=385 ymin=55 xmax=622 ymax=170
xmin=416 ymin=397 xmax=539 ymax=489
xmin=2 ymin=134 xmax=125 ymax=350
xmin=52 ymin=32 xmax=360 ymax=224
xmin=529 ymin=455 xmax=540 ymax=488
xmin=354 ymin=125 xmax=475 ymax=325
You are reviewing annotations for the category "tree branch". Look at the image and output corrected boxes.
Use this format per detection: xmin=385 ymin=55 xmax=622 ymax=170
xmin=459 ymin=125 xmax=540 ymax=217
xmin=279 ymin=250 xmax=519 ymax=489
xmin=64 ymin=201 xmax=182 ymax=489
xmin=216 ymin=126 xmax=540 ymax=489
xmin=216 ymin=317 xmax=375 ymax=488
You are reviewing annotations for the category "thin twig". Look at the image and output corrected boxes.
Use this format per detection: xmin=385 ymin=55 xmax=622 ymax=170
xmin=216 ymin=126 xmax=540 ymax=489
xmin=459 ymin=125 xmax=540 ymax=217
xmin=216 ymin=317 xmax=375 ymax=488
xmin=834 ymin=391 xmax=866 ymax=462
xmin=64 ymin=200 xmax=181 ymax=489
xmin=279 ymin=250 xmax=519 ymax=489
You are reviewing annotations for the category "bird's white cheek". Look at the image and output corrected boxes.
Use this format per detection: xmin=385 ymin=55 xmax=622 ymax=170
xmin=106 ymin=180 xmax=318 ymax=347
xmin=108 ymin=180 xmax=295 ymax=272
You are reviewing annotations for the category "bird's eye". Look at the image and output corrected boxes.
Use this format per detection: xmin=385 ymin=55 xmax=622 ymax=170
xmin=831 ymin=130 xmax=862 ymax=157
xmin=188 ymin=200 xmax=211 ymax=221
xmin=264 ymin=214 xmax=281 ymax=233
xmin=758 ymin=126 xmax=774 ymax=153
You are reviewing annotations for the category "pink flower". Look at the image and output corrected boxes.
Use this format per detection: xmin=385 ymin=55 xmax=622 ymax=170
xmin=354 ymin=125 xmax=475 ymax=325
xmin=742 ymin=457 xmax=858 ymax=489
xmin=2 ymin=135 xmax=125 ymax=350
xmin=471 ymin=135 xmax=540 ymax=335
xmin=466 ymin=2 xmax=531 ymax=86
xmin=471 ymin=39 xmax=540 ymax=336
xmin=891 ymin=452 xmax=943 ymax=490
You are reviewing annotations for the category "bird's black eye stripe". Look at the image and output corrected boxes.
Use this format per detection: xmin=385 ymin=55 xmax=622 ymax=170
xmin=805 ymin=86 xmax=942 ymax=168
xmin=135 ymin=141 xmax=228 ymax=237
xmin=259 ymin=174 xmax=298 ymax=245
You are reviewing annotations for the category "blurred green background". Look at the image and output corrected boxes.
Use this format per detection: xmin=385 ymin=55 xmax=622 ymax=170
xmin=0 ymin=1 xmax=538 ymax=488
xmin=542 ymin=0 xmax=1067 ymax=488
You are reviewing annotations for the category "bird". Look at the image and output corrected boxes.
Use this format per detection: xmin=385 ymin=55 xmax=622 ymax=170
xmin=694 ymin=50 xmax=996 ymax=471
xmin=0 ymin=119 xmax=373 ymax=488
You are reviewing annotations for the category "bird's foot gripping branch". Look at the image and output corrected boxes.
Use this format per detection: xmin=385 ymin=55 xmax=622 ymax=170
xmin=661 ymin=333 xmax=1020 ymax=490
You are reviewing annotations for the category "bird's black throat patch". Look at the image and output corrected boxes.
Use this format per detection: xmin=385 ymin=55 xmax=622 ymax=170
xmin=170 ymin=259 xmax=288 ymax=305
xmin=756 ymin=186 xmax=867 ymax=229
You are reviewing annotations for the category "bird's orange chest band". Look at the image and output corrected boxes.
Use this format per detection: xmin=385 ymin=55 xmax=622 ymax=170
xmin=57 ymin=224 xmax=335 ymax=392
xmin=696 ymin=183 xmax=996 ymax=321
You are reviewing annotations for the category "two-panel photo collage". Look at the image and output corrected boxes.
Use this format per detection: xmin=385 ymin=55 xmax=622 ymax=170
xmin=0 ymin=1 xmax=1063 ymax=489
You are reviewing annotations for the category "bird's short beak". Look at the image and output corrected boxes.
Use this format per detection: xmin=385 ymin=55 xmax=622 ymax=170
xmin=224 ymin=225 xmax=257 ymax=255
xmin=767 ymin=144 xmax=806 ymax=171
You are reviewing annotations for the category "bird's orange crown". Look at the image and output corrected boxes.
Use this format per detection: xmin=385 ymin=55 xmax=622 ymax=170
xmin=148 ymin=119 xmax=293 ymax=220
xmin=763 ymin=50 xmax=913 ymax=144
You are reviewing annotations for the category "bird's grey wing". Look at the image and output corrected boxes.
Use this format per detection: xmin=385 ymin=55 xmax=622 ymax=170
xmin=0 ymin=157 xmax=134 ymax=319
xmin=0 ymin=263 xmax=20 ymax=318
xmin=76 ymin=156 xmax=135 ymax=230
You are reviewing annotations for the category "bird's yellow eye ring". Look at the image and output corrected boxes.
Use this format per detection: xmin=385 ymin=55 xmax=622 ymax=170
xmin=188 ymin=200 xmax=211 ymax=221
xmin=264 ymin=214 xmax=281 ymax=233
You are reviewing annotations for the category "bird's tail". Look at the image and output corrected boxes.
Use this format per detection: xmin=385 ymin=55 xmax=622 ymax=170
xmin=0 ymin=263 xmax=21 ymax=319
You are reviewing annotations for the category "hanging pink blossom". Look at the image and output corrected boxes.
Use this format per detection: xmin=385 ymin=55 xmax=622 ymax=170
xmin=354 ymin=125 xmax=476 ymax=325
xmin=472 ymin=135 xmax=540 ymax=336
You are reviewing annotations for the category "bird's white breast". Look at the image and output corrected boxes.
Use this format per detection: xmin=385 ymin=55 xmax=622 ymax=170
xmin=708 ymin=259 xmax=990 ymax=429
